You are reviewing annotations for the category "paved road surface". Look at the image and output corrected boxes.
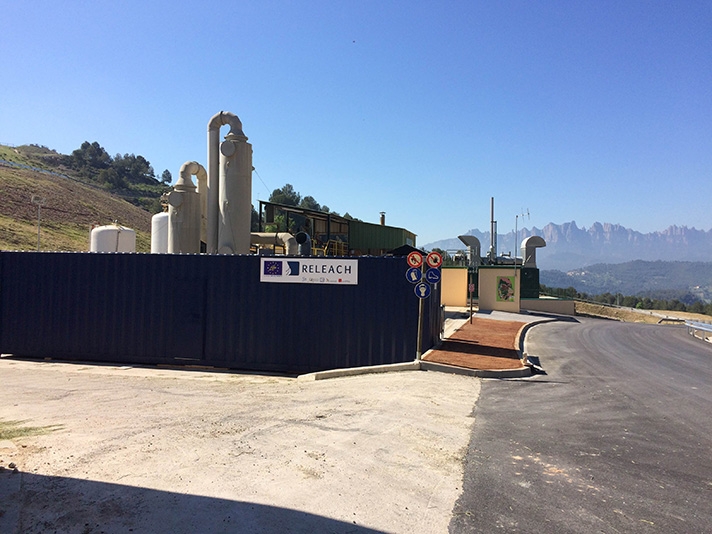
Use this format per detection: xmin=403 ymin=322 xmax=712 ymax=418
xmin=450 ymin=317 xmax=712 ymax=533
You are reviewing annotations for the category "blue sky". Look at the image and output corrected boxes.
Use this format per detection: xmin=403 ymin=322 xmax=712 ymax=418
xmin=1 ymin=1 xmax=710 ymax=245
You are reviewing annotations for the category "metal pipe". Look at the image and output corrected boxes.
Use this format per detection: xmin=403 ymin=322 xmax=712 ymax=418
xmin=251 ymin=232 xmax=299 ymax=255
xmin=489 ymin=197 xmax=496 ymax=263
xmin=296 ymin=231 xmax=311 ymax=256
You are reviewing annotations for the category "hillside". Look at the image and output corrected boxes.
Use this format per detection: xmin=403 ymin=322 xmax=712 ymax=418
xmin=540 ymin=260 xmax=712 ymax=302
xmin=0 ymin=144 xmax=165 ymax=252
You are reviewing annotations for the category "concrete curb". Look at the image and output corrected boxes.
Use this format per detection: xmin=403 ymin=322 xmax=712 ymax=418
xmin=297 ymin=314 xmax=562 ymax=381
xmin=515 ymin=317 xmax=560 ymax=366
xmin=298 ymin=361 xmax=421 ymax=381
xmin=298 ymin=358 xmax=533 ymax=381
xmin=420 ymin=360 xmax=532 ymax=378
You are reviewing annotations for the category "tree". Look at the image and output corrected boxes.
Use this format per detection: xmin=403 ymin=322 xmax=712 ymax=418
xmin=113 ymin=153 xmax=155 ymax=185
xmin=251 ymin=206 xmax=260 ymax=232
xmin=70 ymin=141 xmax=111 ymax=172
xmin=270 ymin=184 xmax=301 ymax=206
xmin=300 ymin=196 xmax=321 ymax=211
xmin=689 ymin=301 xmax=704 ymax=314
xmin=161 ymin=169 xmax=172 ymax=185
xmin=98 ymin=167 xmax=126 ymax=189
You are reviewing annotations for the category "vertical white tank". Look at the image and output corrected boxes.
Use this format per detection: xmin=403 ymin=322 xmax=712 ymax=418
xmin=90 ymin=224 xmax=136 ymax=253
xmin=151 ymin=212 xmax=169 ymax=253
xmin=167 ymin=162 xmax=204 ymax=254
xmin=207 ymin=112 xmax=252 ymax=255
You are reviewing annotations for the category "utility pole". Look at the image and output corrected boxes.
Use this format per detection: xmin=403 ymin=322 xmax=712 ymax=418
xmin=31 ymin=195 xmax=46 ymax=251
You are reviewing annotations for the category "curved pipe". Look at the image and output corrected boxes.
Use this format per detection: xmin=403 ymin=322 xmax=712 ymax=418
xmin=458 ymin=235 xmax=482 ymax=266
xmin=521 ymin=235 xmax=546 ymax=268
xmin=251 ymin=232 xmax=298 ymax=255
xmin=296 ymin=231 xmax=311 ymax=256
xmin=178 ymin=160 xmax=206 ymax=187
xmin=207 ymin=111 xmax=246 ymax=254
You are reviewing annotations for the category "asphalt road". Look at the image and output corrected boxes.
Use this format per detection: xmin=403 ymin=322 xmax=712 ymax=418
xmin=450 ymin=317 xmax=712 ymax=533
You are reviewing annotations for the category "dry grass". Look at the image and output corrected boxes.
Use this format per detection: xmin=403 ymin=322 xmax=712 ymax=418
xmin=0 ymin=214 xmax=151 ymax=253
xmin=575 ymin=301 xmax=711 ymax=324
xmin=0 ymin=419 xmax=62 ymax=441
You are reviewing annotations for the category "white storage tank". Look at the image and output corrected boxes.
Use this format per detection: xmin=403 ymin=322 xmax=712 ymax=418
xmin=90 ymin=224 xmax=136 ymax=253
xmin=151 ymin=212 xmax=169 ymax=253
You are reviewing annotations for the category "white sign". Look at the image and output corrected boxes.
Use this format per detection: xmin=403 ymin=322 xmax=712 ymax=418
xmin=260 ymin=258 xmax=358 ymax=285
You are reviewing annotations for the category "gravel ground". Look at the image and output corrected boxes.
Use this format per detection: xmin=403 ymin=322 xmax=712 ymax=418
xmin=0 ymin=358 xmax=480 ymax=534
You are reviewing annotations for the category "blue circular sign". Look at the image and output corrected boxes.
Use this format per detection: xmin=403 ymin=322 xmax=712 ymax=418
xmin=425 ymin=268 xmax=441 ymax=284
xmin=414 ymin=282 xmax=431 ymax=299
xmin=406 ymin=267 xmax=422 ymax=284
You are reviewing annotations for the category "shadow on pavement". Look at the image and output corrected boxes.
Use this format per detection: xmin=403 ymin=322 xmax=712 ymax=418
xmin=2 ymin=471 xmax=388 ymax=534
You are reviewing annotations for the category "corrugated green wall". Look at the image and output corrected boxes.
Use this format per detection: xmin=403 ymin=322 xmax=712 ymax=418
xmin=349 ymin=220 xmax=416 ymax=251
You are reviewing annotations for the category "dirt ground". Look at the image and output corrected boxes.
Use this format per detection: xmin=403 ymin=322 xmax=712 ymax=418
xmin=0 ymin=358 xmax=481 ymax=534
xmin=423 ymin=318 xmax=526 ymax=370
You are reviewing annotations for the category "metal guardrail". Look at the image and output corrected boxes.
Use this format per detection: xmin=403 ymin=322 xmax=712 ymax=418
xmin=686 ymin=320 xmax=712 ymax=331
xmin=686 ymin=321 xmax=712 ymax=344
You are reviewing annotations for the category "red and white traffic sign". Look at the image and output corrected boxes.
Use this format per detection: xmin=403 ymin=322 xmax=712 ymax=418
xmin=426 ymin=251 xmax=443 ymax=269
xmin=407 ymin=251 xmax=423 ymax=268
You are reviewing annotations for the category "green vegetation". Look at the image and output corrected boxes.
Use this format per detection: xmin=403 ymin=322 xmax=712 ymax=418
xmin=541 ymin=260 xmax=712 ymax=302
xmin=66 ymin=141 xmax=169 ymax=211
xmin=268 ymin=183 xmax=339 ymax=215
xmin=264 ymin=183 xmax=354 ymax=233
xmin=0 ymin=419 xmax=62 ymax=440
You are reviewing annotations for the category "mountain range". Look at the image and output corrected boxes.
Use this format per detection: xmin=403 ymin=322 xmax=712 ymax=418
xmin=424 ymin=222 xmax=712 ymax=271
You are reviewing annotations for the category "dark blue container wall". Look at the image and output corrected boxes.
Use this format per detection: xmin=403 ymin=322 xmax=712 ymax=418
xmin=0 ymin=252 xmax=441 ymax=374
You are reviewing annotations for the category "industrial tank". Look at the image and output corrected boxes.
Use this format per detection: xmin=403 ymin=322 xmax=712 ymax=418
xmin=151 ymin=212 xmax=169 ymax=253
xmin=90 ymin=224 xmax=136 ymax=253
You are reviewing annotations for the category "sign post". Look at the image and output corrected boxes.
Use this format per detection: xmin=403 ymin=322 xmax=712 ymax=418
xmin=409 ymin=251 xmax=443 ymax=360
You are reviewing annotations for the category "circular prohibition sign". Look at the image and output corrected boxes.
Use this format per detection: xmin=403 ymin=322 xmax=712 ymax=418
xmin=407 ymin=251 xmax=423 ymax=268
xmin=426 ymin=251 xmax=443 ymax=269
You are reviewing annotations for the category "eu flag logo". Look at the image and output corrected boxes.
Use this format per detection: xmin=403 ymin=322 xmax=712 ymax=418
xmin=264 ymin=260 xmax=282 ymax=276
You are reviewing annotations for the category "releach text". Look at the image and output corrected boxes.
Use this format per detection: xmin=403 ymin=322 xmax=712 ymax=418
xmin=302 ymin=263 xmax=353 ymax=275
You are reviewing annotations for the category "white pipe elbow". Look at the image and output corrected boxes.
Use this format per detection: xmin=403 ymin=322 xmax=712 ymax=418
xmin=177 ymin=161 xmax=206 ymax=189
xmin=208 ymin=111 xmax=245 ymax=139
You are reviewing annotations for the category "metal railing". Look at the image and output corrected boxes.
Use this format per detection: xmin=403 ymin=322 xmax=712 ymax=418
xmin=686 ymin=321 xmax=712 ymax=344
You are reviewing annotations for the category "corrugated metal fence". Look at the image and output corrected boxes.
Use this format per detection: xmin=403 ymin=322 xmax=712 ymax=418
xmin=0 ymin=252 xmax=441 ymax=374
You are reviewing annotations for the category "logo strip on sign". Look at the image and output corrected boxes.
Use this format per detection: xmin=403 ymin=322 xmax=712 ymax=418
xmin=260 ymin=258 xmax=358 ymax=285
